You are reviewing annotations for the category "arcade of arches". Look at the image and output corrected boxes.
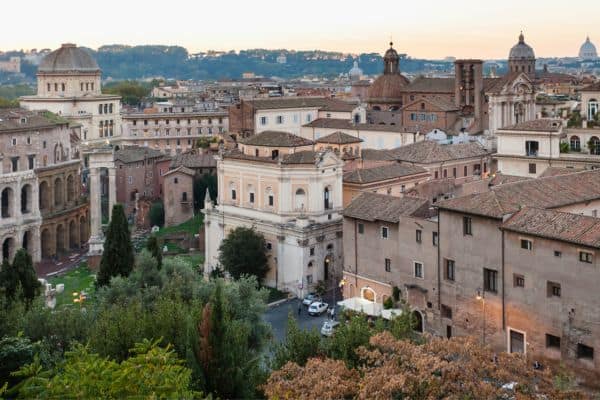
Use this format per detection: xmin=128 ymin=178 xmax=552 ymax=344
xmin=40 ymin=211 xmax=89 ymax=260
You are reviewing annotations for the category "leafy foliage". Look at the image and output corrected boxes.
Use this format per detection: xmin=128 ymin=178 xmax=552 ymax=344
xmin=146 ymin=235 xmax=163 ymax=269
xmin=271 ymin=313 xmax=322 ymax=370
xmin=218 ymin=227 xmax=269 ymax=281
xmin=0 ymin=248 xmax=40 ymax=304
xmin=97 ymin=204 xmax=135 ymax=287
xmin=266 ymin=332 xmax=588 ymax=400
xmin=102 ymin=80 xmax=151 ymax=105
xmin=149 ymin=201 xmax=165 ymax=228
xmin=12 ymin=340 xmax=199 ymax=399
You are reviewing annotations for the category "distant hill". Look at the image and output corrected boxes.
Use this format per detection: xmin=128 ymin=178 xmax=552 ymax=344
xmin=13 ymin=45 xmax=455 ymax=81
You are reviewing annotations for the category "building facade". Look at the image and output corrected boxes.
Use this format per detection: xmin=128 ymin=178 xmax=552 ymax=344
xmin=204 ymin=130 xmax=344 ymax=296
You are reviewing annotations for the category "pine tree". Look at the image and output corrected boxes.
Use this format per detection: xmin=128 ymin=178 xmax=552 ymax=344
xmin=145 ymin=235 xmax=162 ymax=269
xmin=97 ymin=204 xmax=134 ymax=287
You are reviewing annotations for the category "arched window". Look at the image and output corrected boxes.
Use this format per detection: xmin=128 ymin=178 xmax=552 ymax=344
xmin=1 ymin=187 xmax=14 ymax=218
xmin=570 ymin=135 xmax=581 ymax=151
xmin=590 ymin=136 xmax=600 ymax=155
xmin=372 ymin=106 xmax=381 ymax=111
xmin=361 ymin=287 xmax=376 ymax=302
xmin=323 ymin=187 xmax=331 ymax=210
xmin=295 ymin=188 xmax=306 ymax=211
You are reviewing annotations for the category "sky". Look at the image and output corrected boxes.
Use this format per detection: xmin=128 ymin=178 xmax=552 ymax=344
xmin=0 ymin=0 xmax=597 ymax=59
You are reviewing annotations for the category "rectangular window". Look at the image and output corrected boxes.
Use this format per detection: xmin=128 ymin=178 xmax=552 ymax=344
xmin=554 ymin=250 xmax=562 ymax=257
xmin=483 ymin=268 xmax=498 ymax=293
xmin=310 ymin=247 xmax=315 ymax=256
xmin=385 ymin=258 xmax=391 ymax=272
xmin=414 ymin=262 xmax=423 ymax=278
xmin=260 ymin=116 xmax=267 ymax=125
xmin=434 ymin=171 xmax=439 ymax=179
xmin=521 ymin=239 xmax=533 ymax=250
xmin=547 ymin=281 xmax=561 ymax=297
xmin=268 ymin=195 xmax=274 ymax=206
xmin=441 ymin=304 xmax=452 ymax=319
xmin=463 ymin=165 xmax=468 ymax=176
xmin=445 ymin=259 xmax=455 ymax=281
xmin=306 ymin=274 xmax=313 ymax=284
xmin=231 ymin=189 xmax=236 ymax=200
xmin=11 ymin=157 xmax=18 ymax=172
xmin=579 ymin=251 xmax=593 ymax=263
xmin=28 ymin=155 xmax=35 ymax=169
xmin=525 ymin=140 xmax=539 ymax=156
xmin=529 ymin=163 xmax=537 ymax=174
xmin=546 ymin=334 xmax=561 ymax=350
xmin=463 ymin=216 xmax=472 ymax=236
xmin=432 ymin=231 xmax=438 ymax=246
xmin=452 ymin=167 xmax=457 ymax=178
xmin=446 ymin=325 xmax=452 ymax=339
xmin=276 ymin=115 xmax=283 ymax=124
xmin=358 ymin=223 xmax=364 ymax=234
xmin=249 ymin=193 xmax=255 ymax=203
xmin=266 ymin=242 xmax=272 ymax=251
xmin=577 ymin=344 xmax=594 ymax=360
xmin=513 ymin=273 xmax=525 ymax=288
xmin=128 ymin=176 xmax=133 ymax=184
xmin=415 ymin=229 xmax=422 ymax=243
xmin=381 ymin=226 xmax=389 ymax=239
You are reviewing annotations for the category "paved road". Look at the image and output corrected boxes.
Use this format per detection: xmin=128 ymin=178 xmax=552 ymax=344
xmin=264 ymin=288 xmax=342 ymax=343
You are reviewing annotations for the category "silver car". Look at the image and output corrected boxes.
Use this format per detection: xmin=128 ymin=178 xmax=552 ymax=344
xmin=321 ymin=320 xmax=340 ymax=337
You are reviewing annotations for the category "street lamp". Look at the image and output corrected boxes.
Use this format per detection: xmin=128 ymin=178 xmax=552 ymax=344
xmin=476 ymin=288 xmax=485 ymax=345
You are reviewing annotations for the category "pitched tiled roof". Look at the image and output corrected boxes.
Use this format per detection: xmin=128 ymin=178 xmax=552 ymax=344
xmin=115 ymin=146 xmax=164 ymax=163
xmin=316 ymin=131 xmax=363 ymax=144
xmin=281 ymin=151 xmax=321 ymax=164
xmin=438 ymin=169 xmax=600 ymax=219
xmin=0 ymin=109 xmax=66 ymax=132
xmin=246 ymin=97 xmax=355 ymax=111
xmin=304 ymin=118 xmax=418 ymax=133
xmin=539 ymin=167 xmax=585 ymax=178
xmin=384 ymin=140 xmax=490 ymax=164
xmin=170 ymin=150 xmax=217 ymax=169
xmin=402 ymin=77 xmax=455 ymax=93
xmin=484 ymin=72 xmax=529 ymax=94
xmin=403 ymin=97 xmax=458 ymax=112
xmin=360 ymin=149 xmax=397 ymax=161
xmin=240 ymin=131 xmax=314 ymax=147
xmin=500 ymin=119 xmax=562 ymax=132
xmin=164 ymin=165 xmax=195 ymax=176
xmin=501 ymin=207 xmax=600 ymax=249
xmin=489 ymin=173 xmax=532 ymax=186
xmin=344 ymin=164 xmax=428 ymax=184
xmin=580 ymin=81 xmax=600 ymax=92
xmin=343 ymin=192 xmax=429 ymax=223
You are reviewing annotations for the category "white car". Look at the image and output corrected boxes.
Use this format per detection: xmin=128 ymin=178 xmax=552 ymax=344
xmin=321 ymin=320 xmax=340 ymax=337
xmin=308 ymin=301 xmax=328 ymax=316
xmin=302 ymin=293 xmax=321 ymax=306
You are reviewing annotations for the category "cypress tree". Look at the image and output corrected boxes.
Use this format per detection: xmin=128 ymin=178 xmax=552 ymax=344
xmin=0 ymin=249 xmax=40 ymax=303
xmin=97 ymin=204 xmax=134 ymax=287
xmin=145 ymin=235 xmax=162 ymax=269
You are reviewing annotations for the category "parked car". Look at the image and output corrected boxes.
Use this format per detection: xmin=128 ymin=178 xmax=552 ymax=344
xmin=320 ymin=320 xmax=340 ymax=337
xmin=302 ymin=293 xmax=322 ymax=306
xmin=308 ymin=301 xmax=328 ymax=316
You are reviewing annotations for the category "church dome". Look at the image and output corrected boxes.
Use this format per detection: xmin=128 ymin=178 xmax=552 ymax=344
xmin=509 ymin=32 xmax=535 ymax=60
xmin=349 ymin=60 xmax=363 ymax=79
xmin=38 ymin=43 xmax=100 ymax=74
xmin=367 ymin=42 xmax=409 ymax=103
xmin=579 ymin=36 xmax=598 ymax=59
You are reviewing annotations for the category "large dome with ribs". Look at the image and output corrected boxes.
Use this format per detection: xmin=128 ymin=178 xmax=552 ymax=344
xmin=38 ymin=43 xmax=100 ymax=73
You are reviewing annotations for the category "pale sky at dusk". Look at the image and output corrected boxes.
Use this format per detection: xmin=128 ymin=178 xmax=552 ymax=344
xmin=1 ymin=0 xmax=596 ymax=59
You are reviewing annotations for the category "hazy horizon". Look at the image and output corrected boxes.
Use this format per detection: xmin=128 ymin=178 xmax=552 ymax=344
xmin=1 ymin=0 xmax=597 ymax=59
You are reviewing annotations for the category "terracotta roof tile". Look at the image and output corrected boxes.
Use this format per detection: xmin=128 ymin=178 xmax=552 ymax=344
xmin=304 ymin=118 xmax=418 ymax=133
xmin=240 ymin=130 xmax=314 ymax=147
xmin=401 ymin=77 xmax=455 ymax=93
xmin=500 ymin=118 xmax=563 ymax=132
xmin=344 ymin=164 xmax=428 ymax=184
xmin=170 ymin=150 xmax=217 ymax=169
xmin=343 ymin=192 xmax=429 ymax=223
xmin=384 ymin=140 xmax=490 ymax=164
xmin=316 ymin=131 xmax=363 ymax=144
xmin=115 ymin=146 xmax=164 ymax=163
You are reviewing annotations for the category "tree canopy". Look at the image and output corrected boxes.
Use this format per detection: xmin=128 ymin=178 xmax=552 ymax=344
xmin=218 ymin=227 xmax=269 ymax=281
xmin=0 ymin=248 xmax=40 ymax=303
xmin=97 ymin=204 xmax=135 ymax=287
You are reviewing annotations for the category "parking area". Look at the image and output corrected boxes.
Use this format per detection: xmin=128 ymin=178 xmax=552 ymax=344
xmin=263 ymin=290 xmax=341 ymax=343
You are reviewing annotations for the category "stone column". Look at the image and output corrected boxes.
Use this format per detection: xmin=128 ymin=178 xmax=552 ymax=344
xmin=88 ymin=167 xmax=103 ymax=255
xmin=108 ymin=167 xmax=116 ymax=220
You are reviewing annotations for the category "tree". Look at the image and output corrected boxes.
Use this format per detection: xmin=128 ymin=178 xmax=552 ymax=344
xmin=271 ymin=313 xmax=322 ymax=370
xmin=0 ymin=249 xmax=40 ymax=303
xmin=132 ymin=249 xmax=162 ymax=289
xmin=149 ymin=201 xmax=164 ymax=227
xmin=218 ymin=227 xmax=268 ymax=281
xmin=102 ymin=80 xmax=151 ymax=106
xmin=145 ymin=235 xmax=162 ymax=269
xmin=11 ymin=340 xmax=199 ymax=399
xmin=193 ymin=174 xmax=218 ymax=211
xmin=265 ymin=332 xmax=588 ymax=400
xmin=97 ymin=204 xmax=135 ymax=287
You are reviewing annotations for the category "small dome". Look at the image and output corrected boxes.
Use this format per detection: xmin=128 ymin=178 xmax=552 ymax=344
xmin=349 ymin=60 xmax=363 ymax=78
xmin=509 ymin=32 xmax=535 ymax=60
xmin=38 ymin=43 xmax=100 ymax=73
xmin=367 ymin=73 xmax=409 ymax=102
xmin=579 ymin=36 xmax=598 ymax=59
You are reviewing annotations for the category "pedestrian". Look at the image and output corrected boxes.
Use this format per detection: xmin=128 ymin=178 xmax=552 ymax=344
xmin=330 ymin=307 xmax=335 ymax=320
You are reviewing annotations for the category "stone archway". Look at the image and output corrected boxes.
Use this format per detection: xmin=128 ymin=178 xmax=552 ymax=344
xmin=21 ymin=184 xmax=32 ymax=214
xmin=67 ymin=174 xmax=75 ymax=203
xmin=2 ymin=237 xmax=14 ymax=261
xmin=69 ymin=219 xmax=78 ymax=249
xmin=22 ymin=231 xmax=31 ymax=255
xmin=56 ymin=224 xmax=66 ymax=255
xmin=412 ymin=310 xmax=424 ymax=333
xmin=1 ymin=187 xmax=14 ymax=218
xmin=54 ymin=177 xmax=64 ymax=207
xmin=39 ymin=181 xmax=50 ymax=211
xmin=41 ymin=229 xmax=52 ymax=259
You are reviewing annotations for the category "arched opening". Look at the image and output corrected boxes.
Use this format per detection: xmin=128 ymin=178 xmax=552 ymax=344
xmin=1 ymin=187 xmax=14 ymax=218
xmin=323 ymin=255 xmax=332 ymax=281
xmin=295 ymin=188 xmax=306 ymax=211
xmin=323 ymin=186 xmax=331 ymax=210
xmin=21 ymin=184 xmax=32 ymax=214
xmin=41 ymin=229 xmax=52 ymax=259
xmin=588 ymin=99 xmax=598 ymax=121
xmin=2 ymin=237 xmax=14 ymax=261
xmin=69 ymin=220 xmax=78 ymax=249
xmin=56 ymin=224 xmax=66 ymax=255
xmin=39 ymin=181 xmax=50 ymax=211
xmin=514 ymin=102 xmax=525 ymax=124
xmin=361 ymin=287 xmax=376 ymax=302
xmin=590 ymin=136 xmax=600 ymax=155
xmin=54 ymin=177 xmax=64 ymax=207
xmin=372 ymin=106 xmax=381 ymax=111
xmin=412 ymin=310 xmax=424 ymax=333
xmin=79 ymin=216 xmax=87 ymax=246
xmin=66 ymin=175 xmax=75 ymax=202
xmin=570 ymin=135 xmax=581 ymax=152
xmin=22 ymin=231 xmax=31 ymax=255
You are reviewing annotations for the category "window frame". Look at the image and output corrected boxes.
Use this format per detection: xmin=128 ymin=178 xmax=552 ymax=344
xmin=463 ymin=216 xmax=472 ymax=236
xmin=414 ymin=261 xmax=424 ymax=279
xmin=381 ymin=226 xmax=389 ymax=239
xmin=444 ymin=259 xmax=455 ymax=282
xmin=483 ymin=268 xmax=498 ymax=293
xmin=384 ymin=258 xmax=391 ymax=272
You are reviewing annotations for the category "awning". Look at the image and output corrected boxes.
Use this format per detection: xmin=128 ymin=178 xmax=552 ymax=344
xmin=337 ymin=297 xmax=403 ymax=320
